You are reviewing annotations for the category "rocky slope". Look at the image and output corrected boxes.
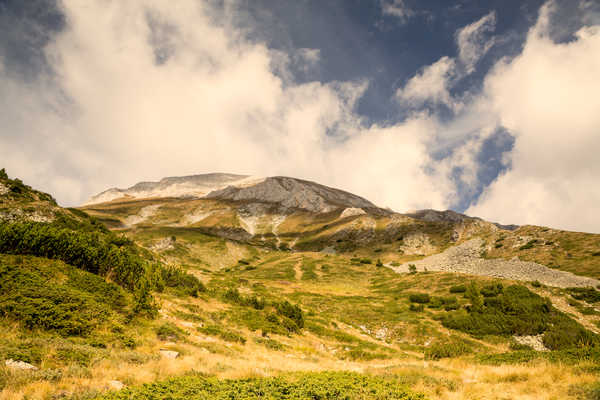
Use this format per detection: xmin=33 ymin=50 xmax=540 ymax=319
xmin=205 ymin=176 xmax=375 ymax=213
xmin=84 ymin=173 xmax=264 ymax=205
xmin=392 ymin=238 xmax=600 ymax=288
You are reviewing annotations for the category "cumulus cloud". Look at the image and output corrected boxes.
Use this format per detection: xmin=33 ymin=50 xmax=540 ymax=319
xmin=2 ymin=0 xmax=598 ymax=234
xmin=456 ymin=11 xmax=496 ymax=73
xmin=395 ymin=56 xmax=458 ymax=109
xmin=381 ymin=0 xmax=414 ymax=23
xmin=468 ymin=2 xmax=600 ymax=232
xmin=0 ymin=0 xmax=455 ymax=211
xmin=396 ymin=11 xmax=497 ymax=111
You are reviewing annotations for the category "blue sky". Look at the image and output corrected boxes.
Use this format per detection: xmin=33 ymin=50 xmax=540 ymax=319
xmin=1 ymin=0 xmax=600 ymax=232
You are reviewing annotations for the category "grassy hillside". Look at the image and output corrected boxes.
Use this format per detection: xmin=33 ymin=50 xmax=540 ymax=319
xmin=3 ymin=171 xmax=600 ymax=400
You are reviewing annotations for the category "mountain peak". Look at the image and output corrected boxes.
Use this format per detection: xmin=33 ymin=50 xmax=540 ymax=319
xmin=84 ymin=173 xmax=376 ymax=212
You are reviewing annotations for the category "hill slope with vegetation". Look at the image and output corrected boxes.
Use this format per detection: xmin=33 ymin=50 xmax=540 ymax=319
xmin=2 ymin=170 xmax=600 ymax=400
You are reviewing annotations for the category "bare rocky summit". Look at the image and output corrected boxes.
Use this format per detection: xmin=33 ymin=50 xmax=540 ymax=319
xmin=86 ymin=174 xmax=376 ymax=213
xmin=85 ymin=173 xmax=261 ymax=205
xmin=205 ymin=176 xmax=375 ymax=213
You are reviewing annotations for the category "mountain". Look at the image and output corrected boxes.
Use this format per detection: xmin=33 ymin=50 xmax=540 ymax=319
xmin=3 ymin=170 xmax=600 ymax=400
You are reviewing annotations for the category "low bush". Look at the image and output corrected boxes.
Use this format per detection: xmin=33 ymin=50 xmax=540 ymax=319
xmin=425 ymin=339 xmax=473 ymax=360
xmin=449 ymin=284 xmax=467 ymax=293
xmin=274 ymin=300 xmax=304 ymax=330
xmin=568 ymin=287 xmax=600 ymax=303
xmin=158 ymin=265 xmax=205 ymax=297
xmin=442 ymin=283 xmax=598 ymax=350
xmin=253 ymin=337 xmax=286 ymax=351
xmin=0 ymin=259 xmax=118 ymax=336
xmin=409 ymin=304 xmax=424 ymax=312
xmin=519 ymin=240 xmax=537 ymax=250
xmin=409 ymin=293 xmax=430 ymax=304
xmin=156 ymin=323 xmax=188 ymax=341
xmin=95 ymin=371 xmax=425 ymax=400
xmin=198 ymin=324 xmax=246 ymax=344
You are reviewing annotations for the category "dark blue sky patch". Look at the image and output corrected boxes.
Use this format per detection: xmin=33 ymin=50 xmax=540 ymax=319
xmin=0 ymin=0 xmax=64 ymax=80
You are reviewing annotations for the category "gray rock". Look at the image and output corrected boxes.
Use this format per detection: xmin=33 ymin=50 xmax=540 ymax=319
xmin=5 ymin=359 xmax=38 ymax=370
xmin=159 ymin=349 xmax=179 ymax=359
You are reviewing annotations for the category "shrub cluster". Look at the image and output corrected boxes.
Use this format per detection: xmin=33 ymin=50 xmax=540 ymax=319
xmin=0 ymin=258 xmax=121 ymax=336
xmin=442 ymin=283 xmax=598 ymax=350
xmin=409 ymin=293 xmax=430 ymax=304
xmin=568 ymin=287 xmax=600 ymax=303
xmin=96 ymin=371 xmax=425 ymax=400
xmin=449 ymin=284 xmax=467 ymax=293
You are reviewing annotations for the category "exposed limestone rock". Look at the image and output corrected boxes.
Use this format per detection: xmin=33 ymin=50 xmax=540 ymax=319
xmin=0 ymin=183 xmax=8 ymax=195
xmin=124 ymin=204 xmax=161 ymax=227
xmin=514 ymin=335 xmax=548 ymax=351
xmin=5 ymin=359 xmax=37 ymax=370
xmin=399 ymin=232 xmax=436 ymax=255
xmin=340 ymin=207 xmax=366 ymax=219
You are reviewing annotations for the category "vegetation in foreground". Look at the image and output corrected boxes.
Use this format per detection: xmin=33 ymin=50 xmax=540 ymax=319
xmin=95 ymin=371 xmax=424 ymax=400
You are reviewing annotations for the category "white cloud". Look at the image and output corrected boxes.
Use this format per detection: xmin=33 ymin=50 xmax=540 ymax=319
xmin=467 ymin=4 xmax=600 ymax=233
xmin=0 ymin=0 xmax=455 ymax=212
xmin=456 ymin=11 xmax=496 ymax=73
xmin=396 ymin=56 xmax=458 ymax=109
xmin=381 ymin=0 xmax=414 ymax=22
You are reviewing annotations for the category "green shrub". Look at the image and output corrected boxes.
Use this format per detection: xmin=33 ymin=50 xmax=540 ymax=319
xmin=409 ymin=304 xmax=424 ymax=312
xmin=159 ymin=265 xmax=205 ymax=297
xmin=480 ymin=283 xmax=503 ymax=297
xmin=425 ymin=339 xmax=472 ymax=360
xmin=274 ymin=300 xmax=304 ymax=329
xmin=409 ymin=293 xmax=430 ymax=304
xmin=95 ymin=371 xmax=425 ymax=400
xmin=519 ymin=240 xmax=537 ymax=250
xmin=568 ymin=287 xmax=600 ymax=303
xmin=0 ymin=260 xmax=116 ymax=336
xmin=442 ymin=283 xmax=598 ymax=350
xmin=198 ymin=325 xmax=246 ymax=344
xmin=449 ymin=285 xmax=467 ymax=293
xmin=408 ymin=264 xmax=417 ymax=274
xmin=253 ymin=337 xmax=286 ymax=351
xmin=531 ymin=280 xmax=542 ymax=288
xmin=156 ymin=323 xmax=187 ymax=341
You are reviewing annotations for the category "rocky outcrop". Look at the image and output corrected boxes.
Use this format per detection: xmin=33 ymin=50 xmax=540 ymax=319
xmin=5 ymin=359 xmax=37 ymax=370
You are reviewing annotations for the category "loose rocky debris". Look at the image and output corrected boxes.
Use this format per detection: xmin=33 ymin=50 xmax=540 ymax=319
xmin=0 ymin=183 xmax=9 ymax=195
xmin=159 ymin=349 xmax=179 ymax=359
xmin=5 ymin=359 xmax=38 ymax=370
xmin=514 ymin=335 xmax=548 ymax=351
xmin=152 ymin=236 xmax=176 ymax=251
xmin=391 ymin=239 xmax=600 ymax=288
xmin=0 ymin=208 xmax=54 ymax=223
